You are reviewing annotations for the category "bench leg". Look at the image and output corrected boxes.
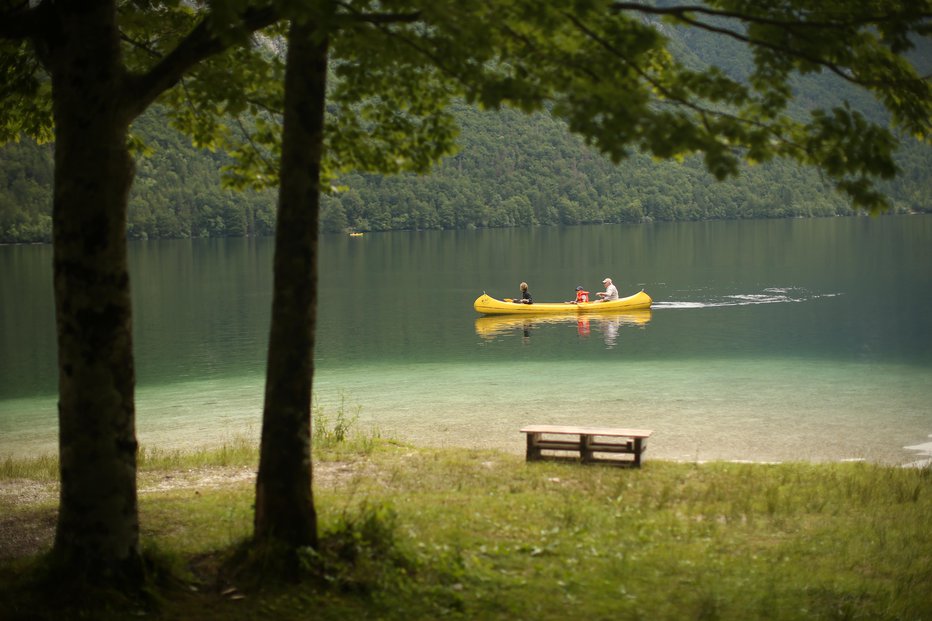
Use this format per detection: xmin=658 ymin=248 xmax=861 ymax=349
xmin=633 ymin=437 xmax=643 ymax=467
xmin=526 ymin=433 xmax=542 ymax=461
xmin=580 ymin=434 xmax=593 ymax=463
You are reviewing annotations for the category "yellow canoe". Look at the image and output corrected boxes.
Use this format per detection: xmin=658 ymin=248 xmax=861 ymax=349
xmin=473 ymin=290 xmax=653 ymax=315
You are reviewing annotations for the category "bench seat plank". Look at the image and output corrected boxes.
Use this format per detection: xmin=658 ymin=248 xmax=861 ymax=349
xmin=520 ymin=424 xmax=652 ymax=438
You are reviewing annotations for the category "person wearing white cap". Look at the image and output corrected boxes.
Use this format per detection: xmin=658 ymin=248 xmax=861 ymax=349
xmin=596 ymin=277 xmax=619 ymax=302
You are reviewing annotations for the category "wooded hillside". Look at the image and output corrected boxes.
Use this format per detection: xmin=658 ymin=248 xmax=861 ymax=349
xmin=2 ymin=23 xmax=928 ymax=243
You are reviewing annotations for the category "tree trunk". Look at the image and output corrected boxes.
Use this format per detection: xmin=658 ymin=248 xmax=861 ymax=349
xmin=47 ymin=1 xmax=141 ymax=578
xmin=254 ymin=20 xmax=327 ymax=548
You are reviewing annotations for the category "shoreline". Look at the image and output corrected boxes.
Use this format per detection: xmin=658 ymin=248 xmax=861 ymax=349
xmin=4 ymin=359 xmax=932 ymax=466
xmin=3 ymin=433 xmax=932 ymax=468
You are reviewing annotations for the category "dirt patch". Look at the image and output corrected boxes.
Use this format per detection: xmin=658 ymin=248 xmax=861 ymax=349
xmin=138 ymin=466 xmax=257 ymax=495
xmin=0 ymin=478 xmax=57 ymax=562
xmin=0 ymin=460 xmax=367 ymax=562
xmin=0 ymin=479 xmax=57 ymax=507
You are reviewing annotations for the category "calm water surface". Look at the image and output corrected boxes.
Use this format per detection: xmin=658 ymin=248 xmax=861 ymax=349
xmin=2 ymin=217 xmax=931 ymax=464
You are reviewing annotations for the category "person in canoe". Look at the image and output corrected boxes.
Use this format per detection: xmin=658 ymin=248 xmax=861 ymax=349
xmin=515 ymin=281 xmax=533 ymax=304
xmin=596 ymin=277 xmax=619 ymax=302
xmin=567 ymin=285 xmax=589 ymax=303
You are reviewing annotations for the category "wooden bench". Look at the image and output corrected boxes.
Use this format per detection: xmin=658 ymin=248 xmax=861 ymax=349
xmin=520 ymin=425 xmax=653 ymax=467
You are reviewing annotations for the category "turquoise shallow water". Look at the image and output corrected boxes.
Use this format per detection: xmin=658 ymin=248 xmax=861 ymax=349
xmin=2 ymin=217 xmax=931 ymax=464
xmin=3 ymin=356 xmax=929 ymax=464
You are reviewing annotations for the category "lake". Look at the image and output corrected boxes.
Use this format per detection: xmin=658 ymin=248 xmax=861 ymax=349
xmin=2 ymin=216 xmax=931 ymax=465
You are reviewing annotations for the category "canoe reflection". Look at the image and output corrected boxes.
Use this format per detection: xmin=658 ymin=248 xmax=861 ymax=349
xmin=474 ymin=309 xmax=652 ymax=342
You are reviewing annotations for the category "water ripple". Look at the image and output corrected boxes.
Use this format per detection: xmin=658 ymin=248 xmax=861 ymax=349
xmin=653 ymin=288 xmax=842 ymax=309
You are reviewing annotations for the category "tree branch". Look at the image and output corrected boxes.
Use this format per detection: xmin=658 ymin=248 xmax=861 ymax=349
xmin=354 ymin=12 xmax=421 ymax=23
xmin=499 ymin=21 xmax=603 ymax=83
xmin=348 ymin=16 xmax=460 ymax=82
xmin=335 ymin=2 xmax=421 ymax=24
xmin=233 ymin=114 xmax=278 ymax=174
xmin=120 ymin=32 xmax=162 ymax=60
xmin=611 ymin=2 xmax=930 ymax=88
xmin=564 ymin=13 xmax=806 ymax=156
xmin=565 ymin=13 xmax=706 ymax=113
xmin=679 ymin=16 xmax=860 ymax=83
xmin=611 ymin=3 xmax=932 ymax=31
xmin=123 ymin=5 xmax=279 ymax=119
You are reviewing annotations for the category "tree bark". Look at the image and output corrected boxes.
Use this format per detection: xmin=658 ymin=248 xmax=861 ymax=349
xmin=254 ymin=20 xmax=327 ymax=548
xmin=46 ymin=0 xmax=142 ymax=578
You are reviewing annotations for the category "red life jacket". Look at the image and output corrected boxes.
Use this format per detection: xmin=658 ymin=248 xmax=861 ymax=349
xmin=576 ymin=290 xmax=589 ymax=303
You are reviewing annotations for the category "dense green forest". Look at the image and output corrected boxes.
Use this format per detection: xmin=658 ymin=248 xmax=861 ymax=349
xmin=0 ymin=112 xmax=280 ymax=243
xmin=2 ymin=23 xmax=929 ymax=243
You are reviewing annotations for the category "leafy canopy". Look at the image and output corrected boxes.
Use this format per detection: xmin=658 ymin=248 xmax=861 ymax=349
xmin=1 ymin=0 xmax=929 ymax=211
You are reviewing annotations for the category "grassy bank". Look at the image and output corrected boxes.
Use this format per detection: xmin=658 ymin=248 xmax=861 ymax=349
xmin=2 ymin=436 xmax=931 ymax=620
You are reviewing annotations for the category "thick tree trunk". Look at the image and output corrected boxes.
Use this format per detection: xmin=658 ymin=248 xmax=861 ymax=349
xmin=254 ymin=21 xmax=327 ymax=548
xmin=47 ymin=1 xmax=141 ymax=578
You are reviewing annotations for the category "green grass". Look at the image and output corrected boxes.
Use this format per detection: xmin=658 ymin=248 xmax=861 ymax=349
xmin=1 ymin=453 xmax=59 ymax=481
xmin=2 ymin=442 xmax=931 ymax=620
xmin=0 ymin=396 xmax=379 ymax=481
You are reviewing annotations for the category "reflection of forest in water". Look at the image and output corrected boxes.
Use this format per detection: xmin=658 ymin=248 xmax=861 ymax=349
xmin=474 ymin=310 xmax=652 ymax=348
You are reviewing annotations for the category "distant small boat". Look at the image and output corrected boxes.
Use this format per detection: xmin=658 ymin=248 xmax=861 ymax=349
xmin=349 ymin=232 xmax=365 ymax=237
xmin=474 ymin=290 xmax=653 ymax=315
